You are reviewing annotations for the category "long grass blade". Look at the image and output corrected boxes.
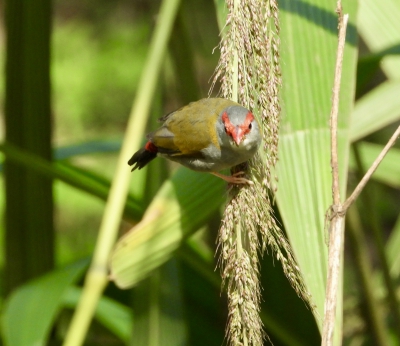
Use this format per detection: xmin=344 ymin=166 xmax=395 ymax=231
xmin=110 ymin=168 xmax=225 ymax=288
xmin=2 ymin=260 xmax=88 ymax=346
xmin=351 ymin=80 xmax=400 ymax=142
xmin=277 ymin=1 xmax=358 ymax=330
xmin=358 ymin=0 xmax=400 ymax=79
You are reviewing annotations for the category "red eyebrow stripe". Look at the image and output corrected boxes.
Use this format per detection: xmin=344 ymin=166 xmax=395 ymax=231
xmin=240 ymin=112 xmax=254 ymax=133
xmin=222 ymin=111 xmax=236 ymax=135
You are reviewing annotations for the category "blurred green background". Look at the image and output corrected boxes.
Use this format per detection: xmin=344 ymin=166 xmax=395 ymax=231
xmin=1 ymin=0 xmax=400 ymax=345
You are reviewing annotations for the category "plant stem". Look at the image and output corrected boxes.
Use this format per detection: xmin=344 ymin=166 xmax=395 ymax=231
xmin=62 ymin=0 xmax=181 ymax=344
xmin=4 ymin=0 xmax=53 ymax=294
xmin=232 ymin=0 xmax=239 ymax=103
xmin=324 ymin=3 xmax=400 ymax=343
xmin=329 ymin=6 xmax=346 ymax=207
xmin=342 ymin=125 xmax=400 ymax=211
xmin=352 ymin=143 xmax=400 ymax=335
xmin=324 ymin=120 xmax=400 ymax=346
xmin=322 ymin=3 xmax=348 ymax=345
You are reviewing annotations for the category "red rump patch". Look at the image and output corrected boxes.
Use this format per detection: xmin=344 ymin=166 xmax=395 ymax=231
xmin=145 ymin=141 xmax=158 ymax=153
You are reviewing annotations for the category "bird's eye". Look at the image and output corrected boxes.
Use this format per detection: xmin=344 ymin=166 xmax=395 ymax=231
xmin=248 ymin=123 xmax=252 ymax=130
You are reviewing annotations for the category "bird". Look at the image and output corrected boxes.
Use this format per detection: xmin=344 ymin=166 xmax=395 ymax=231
xmin=128 ymin=98 xmax=261 ymax=184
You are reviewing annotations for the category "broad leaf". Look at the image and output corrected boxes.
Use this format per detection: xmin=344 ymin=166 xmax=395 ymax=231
xmin=62 ymin=286 xmax=133 ymax=343
xmin=358 ymin=0 xmax=400 ymax=79
xmin=2 ymin=259 xmax=89 ymax=346
xmin=277 ymin=0 xmax=358 ymax=330
xmin=110 ymin=168 xmax=225 ymax=288
xmin=130 ymin=259 xmax=187 ymax=346
xmin=351 ymin=80 xmax=400 ymax=142
xmin=349 ymin=143 xmax=400 ymax=189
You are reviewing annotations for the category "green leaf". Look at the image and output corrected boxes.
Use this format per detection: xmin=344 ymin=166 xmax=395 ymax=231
xmin=358 ymin=0 xmax=400 ymax=79
xmin=177 ymin=234 xmax=220 ymax=288
xmin=131 ymin=259 xmax=187 ymax=346
xmin=351 ymin=80 xmax=400 ymax=142
xmin=386 ymin=215 xmax=400 ymax=278
xmin=213 ymin=0 xmax=228 ymax=30
xmin=348 ymin=142 xmax=400 ymax=189
xmin=54 ymin=140 xmax=121 ymax=160
xmin=110 ymin=168 xmax=225 ymax=289
xmin=62 ymin=286 xmax=133 ymax=343
xmin=0 ymin=142 xmax=144 ymax=219
xmin=356 ymin=44 xmax=400 ymax=95
xmin=277 ymin=0 xmax=358 ymax=329
xmin=2 ymin=259 xmax=89 ymax=346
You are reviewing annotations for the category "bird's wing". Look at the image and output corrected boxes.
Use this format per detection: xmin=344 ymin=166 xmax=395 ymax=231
xmin=149 ymin=105 xmax=220 ymax=157
xmin=150 ymin=98 xmax=240 ymax=156
xmin=156 ymin=99 xmax=202 ymax=123
xmin=147 ymin=127 xmax=182 ymax=155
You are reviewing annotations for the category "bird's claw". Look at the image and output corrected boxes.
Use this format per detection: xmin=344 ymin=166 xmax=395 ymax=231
xmin=211 ymin=171 xmax=253 ymax=185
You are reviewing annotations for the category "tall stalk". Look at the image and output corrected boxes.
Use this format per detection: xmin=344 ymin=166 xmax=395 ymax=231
xmin=4 ymin=0 xmax=54 ymax=295
xmin=63 ymin=0 xmax=181 ymax=344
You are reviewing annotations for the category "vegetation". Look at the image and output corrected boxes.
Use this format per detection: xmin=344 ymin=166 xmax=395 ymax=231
xmin=1 ymin=0 xmax=400 ymax=345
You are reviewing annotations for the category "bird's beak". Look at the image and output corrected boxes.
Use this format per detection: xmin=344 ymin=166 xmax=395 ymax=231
xmin=233 ymin=127 xmax=244 ymax=145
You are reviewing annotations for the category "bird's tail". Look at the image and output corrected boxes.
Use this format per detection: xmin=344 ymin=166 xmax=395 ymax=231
xmin=128 ymin=141 xmax=158 ymax=171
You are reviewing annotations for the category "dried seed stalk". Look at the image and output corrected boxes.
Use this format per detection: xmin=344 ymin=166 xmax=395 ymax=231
xmin=211 ymin=0 xmax=315 ymax=344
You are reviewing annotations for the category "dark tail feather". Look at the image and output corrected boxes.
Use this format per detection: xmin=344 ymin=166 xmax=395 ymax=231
xmin=128 ymin=148 xmax=157 ymax=171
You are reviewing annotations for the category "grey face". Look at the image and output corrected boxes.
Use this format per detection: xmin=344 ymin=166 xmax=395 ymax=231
xmin=217 ymin=105 xmax=261 ymax=149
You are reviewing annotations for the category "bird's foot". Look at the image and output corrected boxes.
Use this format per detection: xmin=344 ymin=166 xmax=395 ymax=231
xmin=211 ymin=171 xmax=253 ymax=185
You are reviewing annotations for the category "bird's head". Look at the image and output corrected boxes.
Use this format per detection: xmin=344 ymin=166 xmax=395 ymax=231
xmin=220 ymin=106 xmax=261 ymax=147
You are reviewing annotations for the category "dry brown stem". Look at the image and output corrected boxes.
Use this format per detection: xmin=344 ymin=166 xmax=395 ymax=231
xmin=322 ymin=4 xmax=348 ymax=345
xmin=323 ymin=3 xmax=400 ymax=346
